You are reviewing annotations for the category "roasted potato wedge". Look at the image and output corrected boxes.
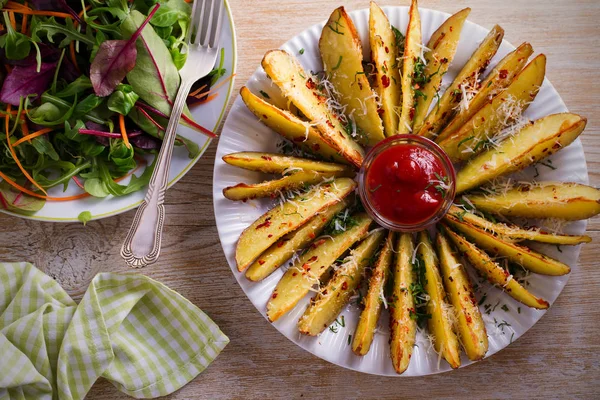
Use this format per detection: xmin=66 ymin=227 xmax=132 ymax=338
xmin=369 ymin=1 xmax=402 ymax=137
xmin=239 ymin=87 xmax=348 ymax=164
xmin=436 ymin=228 xmax=488 ymax=361
xmin=443 ymin=226 xmax=550 ymax=309
xmin=412 ymin=8 xmax=471 ymax=132
xmin=439 ymin=54 xmax=547 ymax=162
xmin=418 ymin=231 xmax=461 ymax=369
xmin=456 ymin=113 xmax=587 ymax=193
xmin=245 ymin=200 xmax=349 ymax=282
xmin=320 ymin=7 xmax=385 ymax=146
xmin=389 ymin=232 xmax=417 ymax=374
xmin=223 ymin=151 xmax=353 ymax=174
xmin=445 ymin=213 xmax=571 ymax=276
xmin=353 ymin=231 xmax=394 ymax=356
xmin=297 ymin=229 xmax=386 ymax=335
xmin=465 ymin=182 xmax=600 ymax=221
xmin=262 ymin=50 xmax=365 ymax=168
xmin=446 ymin=205 xmax=591 ymax=245
xmin=266 ymin=213 xmax=373 ymax=322
xmin=417 ymin=25 xmax=504 ymax=139
xmin=398 ymin=0 xmax=422 ymax=134
xmin=437 ymin=43 xmax=534 ymax=142
xmin=236 ymin=178 xmax=356 ymax=271
xmin=224 ymin=171 xmax=351 ymax=201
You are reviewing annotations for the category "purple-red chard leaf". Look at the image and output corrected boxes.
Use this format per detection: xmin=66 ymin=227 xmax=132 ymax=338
xmin=0 ymin=62 xmax=57 ymax=105
xmin=90 ymin=4 xmax=160 ymax=97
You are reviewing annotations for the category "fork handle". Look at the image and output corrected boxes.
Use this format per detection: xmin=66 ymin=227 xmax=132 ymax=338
xmin=121 ymin=80 xmax=193 ymax=268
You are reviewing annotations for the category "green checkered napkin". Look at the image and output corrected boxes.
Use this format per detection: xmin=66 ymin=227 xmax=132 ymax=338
xmin=0 ymin=262 xmax=229 ymax=399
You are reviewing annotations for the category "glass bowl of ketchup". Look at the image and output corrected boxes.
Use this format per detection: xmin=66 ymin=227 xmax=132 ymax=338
xmin=358 ymin=134 xmax=456 ymax=232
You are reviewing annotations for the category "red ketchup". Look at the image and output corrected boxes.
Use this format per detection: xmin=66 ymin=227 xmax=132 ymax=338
xmin=365 ymin=144 xmax=449 ymax=225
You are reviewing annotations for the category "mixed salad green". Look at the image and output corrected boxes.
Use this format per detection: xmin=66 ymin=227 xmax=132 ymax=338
xmin=0 ymin=0 xmax=227 ymax=214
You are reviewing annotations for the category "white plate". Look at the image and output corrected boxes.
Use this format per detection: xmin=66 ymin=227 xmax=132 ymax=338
xmin=0 ymin=1 xmax=237 ymax=222
xmin=213 ymin=6 xmax=589 ymax=376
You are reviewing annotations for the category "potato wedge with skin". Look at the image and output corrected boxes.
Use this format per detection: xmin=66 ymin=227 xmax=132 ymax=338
xmin=236 ymin=178 xmax=356 ymax=271
xmin=353 ymin=231 xmax=395 ymax=356
xmin=297 ymin=230 xmax=386 ymax=335
xmin=439 ymin=54 xmax=547 ymax=162
xmin=418 ymin=231 xmax=461 ymax=369
xmin=389 ymin=232 xmax=417 ymax=374
xmin=262 ymin=50 xmax=365 ymax=168
xmin=437 ymin=43 xmax=534 ymax=142
xmin=239 ymin=87 xmax=348 ymax=164
xmin=369 ymin=1 xmax=402 ymax=137
xmin=456 ymin=113 xmax=587 ymax=194
xmin=445 ymin=213 xmax=570 ymax=276
xmin=436 ymin=229 xmax=488 ymax=361
xmin=223 ymin=151 xmax=353 ymax=175
xmin=417 ymin=25 xmax=504 ymax=139
xmin=446 ymin=205 xmax=591 ymax=245
xmin=412 ymin=8 xmax=471 ymax=132
xmin=443 ymin=226 xmax=550 ymax=309
xmin=398 ymin=0 xmax=422 ymax=134
xmin=320 ymin=7 xmax=384 ymax=146
xmin=224 ymin=171 xmax=351 ymax=201
xmin=466 ymin=182 xmax=600 ymax=221
xmin=245 ymin=200 xmax=349 ymax=282
xmin=267 ymin=213 xmax=373 ymax=322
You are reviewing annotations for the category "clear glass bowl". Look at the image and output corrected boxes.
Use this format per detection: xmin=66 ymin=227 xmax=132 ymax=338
xmin=358 ymin=134 xmax=456 ymax=232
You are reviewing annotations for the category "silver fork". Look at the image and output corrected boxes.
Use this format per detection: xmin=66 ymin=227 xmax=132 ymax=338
xmin=121 ymin=0 xmax=224 ymax=268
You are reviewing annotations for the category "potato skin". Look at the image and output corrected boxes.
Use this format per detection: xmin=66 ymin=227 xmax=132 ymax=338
xmin=445 ymin=213 xmax=570 ymax=276
xmin=235 ymin=178 xmax=356 ymax=271
xmin=437 ymin=42 xmax=533 ymax=142
xmin=445 ymin=205 xmax=591 ymax=245
xmin=456 ymin=113 xmax=586 ymax=193
xmin=245 ymin=200 xmax=349 ymax=281
xmin=353 ymin=231 xmax=395 ymax=356
xmin=417 ymin=25 xmax=504 ymax=139
xmin=297 ymin=229 xmax=385 ymax=336
xmin=418 ymin=231 xmax=461 ymax=369
xmin=369 ymin=1 xmax=402 ymax=137
xmin=267 ymin=213 xmax=373 ymax=322
xmin=413 ymin=8 xmax=470 ymax=132
xmin=439 ymin=54 xmax=547 ymax=162
xmin=436 ymin=228 xmax=488 ymax=361
xmin=320 ymin=6 xmax=384 ymax=146
xmin=389 ymin=232 xmax=417 ymax=374
xmin=465 ymin=182 xmax=600 ymax=221
xmin=239 ymin=87 xmax=348 ymax=164
xmin=262 ymin=50 xmax=365 ymax=168
xmin=443 ymin=225 xmax=550 ymax=309
xmin=398 ymin=0 xmax=422 ymax=134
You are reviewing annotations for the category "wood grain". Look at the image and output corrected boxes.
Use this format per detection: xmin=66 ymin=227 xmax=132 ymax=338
xmin=1 ymin=0 xmax=599 ymax=398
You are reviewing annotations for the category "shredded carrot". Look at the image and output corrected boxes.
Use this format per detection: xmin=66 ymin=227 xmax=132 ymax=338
xmin=194 ymin=93 xmax=218 ymax=105
xmin=69 ymin=42 xmax=81 ymax=74
xmin=20 ymin=2 xmax=28 ymax=34
xmin=19 ymin=119 xmax=29 ymax=143
xmin=118 ymin=114 xmax=131 ymax=148
xmin=5 ymin=106 xmax=47 ymax=195
xmin=5 ymin=1 xmax=30 ymax=10
xmin=205 ymin=74 xmax=236 ymax=96
xmin=1 ymin=9 xmax=73 ymax=19
xmin=189 ymin=85 xmax=208 ymax=98
xmin=115 ymin=159 xmax=147 ymax=183
xmin=8 ymin=11 xmax=15 ymax=29
xmin=12 ymin=127 xmax=54 ymax=147
xmin=184 ymin=0 xmax=192 ymax=3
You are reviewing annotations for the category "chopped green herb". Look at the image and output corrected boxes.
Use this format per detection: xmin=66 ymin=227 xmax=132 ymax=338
xmin=259 ymin=90 xmax=270 ymax=99
xmin=370 ymin=184 xmax=382 ymax=193
xmin=299 ymin=48 xmax=305 ymax=55
xmin=556 ymin=245 xmax=563 ymax=253
xmin=457 ymin=135 xmax=475 ymax=148
xmin=478 ymin=294 xmax=487 ymax=306
xmin=332 ymin=55 xmax=343 ymax=70
xmin=501 ymin=304 xmax=509 ymax=312
xmin=347 ymin=334 xmax=352 ymax=345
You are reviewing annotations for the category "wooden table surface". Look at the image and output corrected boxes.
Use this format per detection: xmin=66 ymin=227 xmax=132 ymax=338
xmin=1 ymin=0 xmax=599 ymax=398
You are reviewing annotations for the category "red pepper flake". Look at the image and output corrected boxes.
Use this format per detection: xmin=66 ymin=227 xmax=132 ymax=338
xmin=258 ymin=260 xmax=266 ymax=265
xmin=341 ymin=281 xmax=348 ymax=290
xmin=306 ymin=78 xmax=316 ymax=90
xmin=499 ymin=69 xmax=508 ymax=79
xmin=262 ymin=114 xmax=268 ymax=119
xmin=261 ymin=155 xmax=273 ymax=161
xmin=409 ymin=107 xmax=415 ymax=121
xmin=308 ymin=232 xmax=316 ymax=239
xmin=272 ymin=292 xmax=278 ymax=299
xmin=466 ymin=314 xmax=472 ymax=323
xmin=276 ymin=241 xmax=285 ymax=248
xmin=377 ymin=108 xmax=385 ymax=116
xmin=256 ymin=217 xmax=272 ymax=229
xmin=326 ymin=120 xmax=334 ymax=128
xmin=268 ymin=234 xmax=273 ymax=238
xmin=312 ymin=239 xmax=326 ymax=248
xmin=385 ymin=46 xmax=389 ymax=53
xmin=308 ymin=256 xmax=318 ymax=262
xmin=292 ymin=272 xmax=298 ymax=276
xmin=441 ymin=57 xmax=448 ymax=64
xmin=381 ymin=75 xmax=390 ymax=88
